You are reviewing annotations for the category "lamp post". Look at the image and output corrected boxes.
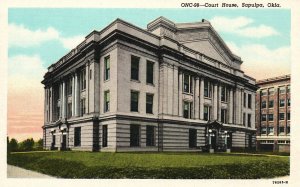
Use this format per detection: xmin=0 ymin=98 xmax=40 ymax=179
xmin=223 ymin=130 xmax=230 ymax=153
xmin=207 ymin=129 xmax=215 ymax=153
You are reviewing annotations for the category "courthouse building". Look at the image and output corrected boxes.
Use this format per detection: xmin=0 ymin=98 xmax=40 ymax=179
xmin=255 ymin=75 xmax=290 ymax=152
xmin=42 ymin=17 xmax=257 ymax=152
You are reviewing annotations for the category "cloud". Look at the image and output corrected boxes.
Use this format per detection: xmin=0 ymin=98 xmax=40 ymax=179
xmin=60 ymin=35 xmax=85 ymax=49
xmin=9 ymin=23 xmax=60 ymax=48
xmin=9 ymin=23 xmax=84 ymax=50
xmin=226 ymin=42 xmax=290 ymax=80
xmin=210 ymin=16 xmax=279 ymax=38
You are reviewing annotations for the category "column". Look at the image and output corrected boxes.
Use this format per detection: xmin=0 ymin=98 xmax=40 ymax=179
xmin=194 ymin=77 xmax=200 ymax=119
xmin=85 ymin=64 xmax=89 ymax=114
xmin=44 ymin=88 xmax=47 ymax=123
xmin=173 ymin=66 xmax=179 ymax=115
xmin=199 ymin=77 xmax=204 ymax=120
xmin=75 ymin=72 xmax=80 ymax=117
xmin=218 ymin=85 xmax=222 ymax=121
xmin=228 ymin=88 xmax=233 ymax=124
xmin=59 ymin=83 xmax=62 ymax=118
xmin=213 ymin=82 xmax=218 ymax=120
xmin=241 ymin=89 xmax=244 ymax=125
xmin=71 ymin=75 xmax=75 ymax=116
xmin=62 ymin=81 xmax=66 ymax=119
xmin=235 ymin=88 xmax=240 ymax=124
xmin=178 ymin=71 xmax=183 ymax=117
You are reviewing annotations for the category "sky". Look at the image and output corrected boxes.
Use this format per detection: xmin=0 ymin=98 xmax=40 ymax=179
xmin=8 ymin=8 xmax=291 ymax=141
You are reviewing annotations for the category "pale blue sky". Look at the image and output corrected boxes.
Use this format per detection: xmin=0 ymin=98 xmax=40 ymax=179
xmin=8 ymin=8 xmax=290 ymax=68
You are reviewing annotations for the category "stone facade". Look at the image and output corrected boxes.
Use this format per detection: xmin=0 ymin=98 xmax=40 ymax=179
xmin=255 ymin=75 xmax=290 ymax=152
xmin=42 ymin=17 xmax=257 ymax=152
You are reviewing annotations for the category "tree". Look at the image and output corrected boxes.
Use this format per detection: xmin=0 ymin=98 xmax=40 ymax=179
xmin=19 ymin=138 xmax=34 ymax=151
xmin=9 ymin=138 xmax=19 ymax=152
xmin=36 ymin=138 xmax=43 ymax=150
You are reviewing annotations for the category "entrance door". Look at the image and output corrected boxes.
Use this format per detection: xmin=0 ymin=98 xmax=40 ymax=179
xmin=248 ymin=134 xmax=252 ymax=149
xmin=62 ymin=134 xmax=67 ymax=150
xmin=227 ymin=133 xmax=232 ymax=149
xmin=211 ymin=131 xmax=217 ymax=150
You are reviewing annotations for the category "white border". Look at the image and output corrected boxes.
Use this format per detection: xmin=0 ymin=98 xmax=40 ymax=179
xmin=1 ymin=0 xmax=300 ymax=187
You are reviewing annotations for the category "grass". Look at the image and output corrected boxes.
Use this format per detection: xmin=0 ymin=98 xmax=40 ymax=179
xmin=7 ymin=151 xmax=289 ymax=179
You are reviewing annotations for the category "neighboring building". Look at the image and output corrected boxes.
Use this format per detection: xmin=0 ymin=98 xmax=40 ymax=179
xmin=256 ymin=75 xmax=290 ymax=152
xmin=42 ymin=17 xmax=257 ymax=152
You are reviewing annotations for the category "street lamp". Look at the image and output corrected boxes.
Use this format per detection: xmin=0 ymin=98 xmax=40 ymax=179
xmin=222 ymin=130 xmax=230 ymax=152
xmin=207 ymin=129 xmax=215 ymax=152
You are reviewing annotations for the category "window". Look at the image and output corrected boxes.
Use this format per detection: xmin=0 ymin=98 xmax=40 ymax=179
xmin=189 ymin=129 xmax=197 ymax=148
xmin=268 ymin=114 xmax=274 ymax=121
xmin=183 ymin=101 xmax=192 ymax=119
xmin=287 ymin=126 xmax=290 ymax=134
xmin=269 ymin=100 xmax=274 ymax=108
xmin=204 ymin=80 xmax=211 ymax=98
xmin=287 ymin=112 xmax=290 ymax=120
xmin=52 ymin=134 xmax=56 ymax=147
xmin=247 ymin=114 xmax=251 ymax=127
xmin=130 ymin=125 xmax=140 ymax=147
xmin=243 ymin=113 xmax=246 ymax=126
xmin=248 ymin=94 xmax=252 ymax=108
xmin=268 ymin=88 xmax=274 ymax=95
xmin=56 ymin=106 xmax=60 ymax=120
xmin=104 ymin=56 xmax=110 ymax=81
xmin=279 ymin=126 xmax=285 ymax=134
xmin=74 ymin=127 xmax=81 ymax=146
xmin=279 ymin=113 xmax=285 ymax=120
xmin=221 ymin=109 xmax=227 ymax=123
xmin=261 ymin=89 xmax=267 ymax=96
xmin=131 ymin=56 xmax=140 ymax=80
xmin=204 ymin=106 xmax=211 ymax=121
xmin=80 ymin=98 xmax=86 ymax=116
xmin=67 ymin=77 xmax=72 ymax=95
xmin=279 ymin=86 xmax=285 ymax=94
xmin=221 ymin=86 xmax=227 ymax=102
xmin=279 ymin=99 xmax=285 ymax=107
xmin=261 ymin=114 xmax=267 ymax=121
xmin=268 ymin=127 xmax=274 ymax=135
xmin=146 ymin=94 xmax=153 ymax=114
xmin=146 ymin=61 xmax=154 ymax=84
xmin=102 ymin=125 xmax=107 ymax=147
xmin=90 ymin=69 xmax=92 ymax=80
xmin=261 ymin=127 xmax=267 ymax=135
xmin=80 ymin=70 xmax=86 ymax=91
xmin=243 ymin=93 xmax=247 ymax=107
xmin=146 ymin=126 xmax=155 ymax=146
xmin=104 ymin=91 xmax=110 ymax=112
xmin=287 ymin=85 xmax=290 ymax=93
xmin=183 ymin=74 xmax=193 ymax=93
xmin=288 ymin=98 xmax=290 ymax=107
xmin=261 ymin=101 xmax=266 ymax=108
xmin=67 ymin=103 xmax=72 ymax=118
xmin=130 ymin=91 xmax=139 ymax=112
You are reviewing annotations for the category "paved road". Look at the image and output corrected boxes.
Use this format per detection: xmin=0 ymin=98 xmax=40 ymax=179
xmin=7 ymin=165 xmax=55 ymax=178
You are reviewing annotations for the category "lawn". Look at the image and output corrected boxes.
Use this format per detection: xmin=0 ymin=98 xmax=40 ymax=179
xmin=7 ymin=151 xmax=289 ymax=179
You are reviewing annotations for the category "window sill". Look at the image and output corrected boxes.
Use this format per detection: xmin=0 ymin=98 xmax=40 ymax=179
xmin=183 ymin=92 xmax=193 ymax=95
xmin=204 ymin=96 xmax=212 ymax=99
xmin=104 ymin=79 xmax=110 ymax=83
xmin=130 ymin=79 xmax=140 ymax=83
xmin=146 ymin=83 xmax=155 ymax=87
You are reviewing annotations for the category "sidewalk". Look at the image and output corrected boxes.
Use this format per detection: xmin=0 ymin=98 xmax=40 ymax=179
xmin=7 ymin=165 xmax=55 ymax=178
